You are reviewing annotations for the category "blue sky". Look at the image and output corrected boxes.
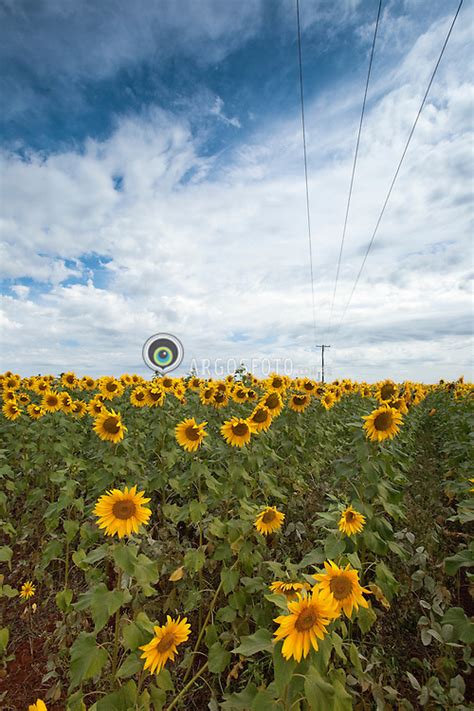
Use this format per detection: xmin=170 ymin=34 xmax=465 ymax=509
xmin=0 ymin=0 xmax=472 ymax=380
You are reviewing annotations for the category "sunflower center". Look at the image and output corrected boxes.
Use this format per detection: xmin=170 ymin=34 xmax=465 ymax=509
xmin=295 ymin=607 xmax=317 ymax=631
xmin=214 ymin=392 xmax=225 ymax=403
xmin=373 ymin=411 xmax=393 ymax=431
xmin=136 ymin=392 xmax=145 ymax=400
xmin=265 ymin=393 xmax=279 ymax=409
xmin=345 ymin=511 xmax=355 ymax=522
xmin=261 ymin=509 xmax=276 ymax=523
xmin=185 ymin=425 xmax=201 ymax=441
xmin=232 ymin=422 xmax=249 ymax=436
xmin=329 ymin=575 xmax=353 ymax=600
xmin=163 ymin=378 xmax=172 ymax=388
xmin=293 ymin=396 xmax=306 ymax=405
xmin=252 ymin=408 xmax=268 ymax=423
xmin=47 ymin=396 xmax=58 ymax=406
xmin=272 ymin=378 xmax=282 ymax=388
xmin=156 ymin=631 xmax=176 ymax=653
xmin=103 ymin=416 xmax=120 ymax=434
xmin=112 ymin=499 xmax=136 ymax=520
xmin=303 ymin=382 xmax=313 ymax=391
xmin=106 ymin=382 xmax=118 ymax=392
xmin=380 ymin=384 xmax=395 ymax=400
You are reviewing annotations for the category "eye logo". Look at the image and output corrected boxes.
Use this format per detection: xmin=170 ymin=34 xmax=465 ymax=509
xmin=142 ymin=333 xmax=184 ymax=374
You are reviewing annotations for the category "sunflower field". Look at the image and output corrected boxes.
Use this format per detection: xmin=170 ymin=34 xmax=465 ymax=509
xmin=0 ymin=370 xmax=472 ymax=710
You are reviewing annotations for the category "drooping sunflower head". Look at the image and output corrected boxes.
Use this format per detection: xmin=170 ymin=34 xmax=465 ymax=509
xmin=220 ymin=417 xmax=255 ymax=447
xmin=175 ymin=418 xmax=208 ymax=452
xmin=362 ymin=405 xmax=403 ymax=442
xmin=145 ymin=385 xmax=165 ymax=407
xmin=93 ymin=485 xmax=152 ymax=538
xmin=313 ymin=560 xmax=370 ymax=617
xmin=338 ymin=505 xmax=366 ymax=536
xmin=249 ymin=405 xmax=273 ymax=433
xmin=254 ymin=506 xmax=285 ymax=536
xmin=273 ymin=589 xmax=339 ymax=662
xmin=269 ymin=580 xmax=310 ymax=601
xmin=60 ymin=392 xmax=74 ymax=412
xmin=20 ymin=580 xmax=36 ymax=600
xmin=139 ymin=615 xmax=191 ymax=675
xmin=93 ymin=408 xmax=127 ymax=444
xmin=289 ymin=393 xmax=311 ymax=413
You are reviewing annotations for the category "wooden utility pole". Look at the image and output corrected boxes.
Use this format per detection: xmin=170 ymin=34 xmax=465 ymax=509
xmin=315 ymin=344 xmax=331 ymax=383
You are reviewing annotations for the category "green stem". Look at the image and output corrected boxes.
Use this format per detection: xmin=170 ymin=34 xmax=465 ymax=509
xmin=110 ymin=567 xmax=123 ymax=686
xmin=166 ymin=661 xmax=209 ymax=711
xmin=181 ymin=577 xmax=224 ymax=685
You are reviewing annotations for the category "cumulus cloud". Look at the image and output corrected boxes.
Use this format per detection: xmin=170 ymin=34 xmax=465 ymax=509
xmin=0 ymin=0 xmax=472 ymax=381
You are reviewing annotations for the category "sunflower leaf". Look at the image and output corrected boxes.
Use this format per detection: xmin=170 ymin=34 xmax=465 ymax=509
xmin=232 ymin=629 xmax=273 ymax=656
xmin=69 ymin=632 xmax=108 ymax=690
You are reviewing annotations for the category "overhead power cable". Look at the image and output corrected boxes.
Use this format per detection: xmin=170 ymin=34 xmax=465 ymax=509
xmin=333 ymin=0 xmax=464 ymax=339
xmin=296 ymin=0 xmax=317 ymax=347
xmin=326 ymin=0 xmax=383 ymax=339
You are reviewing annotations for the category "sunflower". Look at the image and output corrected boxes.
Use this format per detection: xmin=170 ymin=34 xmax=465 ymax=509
xmin=139 ymin=615 xmax=191 ymax=675
xmin=61 ymin=371 xmax=78 ymax=389
xmin=20 ymin=581 xmax=36 ymax=600
xmin=120 ymin=373 xmax=133 ymax=387
xmin=363 ymin=406 xmax=403 ymax=442
xmin=211 ymin=389 xmax=229 ymax=409
xmin=175 ymin=418 xmax=207 ymax=452
xmin=17 ymin=392 xmax=30 ymax=405
xmin=2 ymin=389 xmax=17 ymax=402
xmin=261 ymin=391 xmax=284 ymax=417
xmin=249 ymin=405 xmax=273 ymax=433
xmin=289 ymin=393 xmax=311 ymax=413
xmin=377 ymin=379 xmax=398 ymax=403
xmin=312 ymin=561 xmax=370 ymax=617
xmin=145 ymin=385 xmax=165 ymax=407
xmin=93 ymin=408 xmax=127 ymax=444
xmin=28 ymin=700 xmax=47 ymax=711
xmin=88 ymin=397 xmax=105 ymax=417
xmin=301 ymin=379 xmax=317 ymax=394
xmin=232 ymin=386 xmax=249 ymax=403
xmin=130 ymin=386 xmax=148 ymax=407
xmin=93 ymin=485 xmax=152 ymax=538
xmin=221 ymin=417 xmax=255 ymax=447
xmin=100 ymin=376 xmax=124 ymax=400
xmin=27 ymin=403 xmax=46 ymax=420
xmin=80 ymin=376 xmax=96 ymax=391
xmin=266 ymin=374 xmax=287 ymax=392
xmin=188 ymin=376 xmax=202 ymax=390
xmin=338 ymin=505 xmax=366 ymax=536
xmin=71 ymin=400 xmax=87 ymax=418
xmin=199 ymin=385 xmax=215 ymax=406
xmin=42 ymin=391 xmax=62 ymax=413
xmin=33 ymin=378 xmax=50 ymax=395
xmin=60 ymin=392 xmax=75 ymax=413
xmin=161 ymin=376 xmax=175 ymax=391
xmin=254 ymin=506 xmax=285 ymax=536
xmin=269 ymin=581 xmax=310 ymax=601
xmin=273 ymin=590 xmax=339 ymax=662
xmin=321 ymin=392 xmax=336 ymax=410
xmin=390 ymin=397 xmax=409 ymax=415
xmin=2 ymin=401 xmax=21 ymax=420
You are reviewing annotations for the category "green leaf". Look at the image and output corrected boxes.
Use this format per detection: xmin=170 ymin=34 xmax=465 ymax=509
xmin=222 ymin=683 xmax=259 ymax=709
xmin=304 ymin=666 xmax=335 ymax=710
xmin=324 ymin=535 xmax=345 ymax=560
xmin=0 ymin=626 xmax=9 ymax=655
xmin=155 ymin=668 xmax=174 ymax=692
xmin=357 ymin=605 xmax=377 ymax=634
xmin=273 ymin=644 xmax=296 ymax=695
xmin=441 ymin=607 xmax=474 ymax=644
xmin=74 ymin=583 xmax=131 ymax=633
xmin=208 ymin=642 xmax=231 ymax=674
xmin=40 ymin=539 xmax=63 ymax=568
xmin=56 ymin=588 xmax=73 ymax=612
xmin=184 ymin=547 xmax=206 ymax=573
xmin=72 ymin=544 xmax=108 ymax=570
xmin=64 ymin=519 xmax=80 ymax=543
xmin=221 ymin=567 xmax=239 ymax=595
xmin=0 ymin=545 xmax=12 ymax=565
xmin=116 ymin=652 xmax=143 ymax=679
xmin=148 ymin=685 xmax=167 ymax=711
xmin=444 ymin=545 xmax=474 ymax=576
xmin=69 ymin=632 xmax=108 ymax=689
xmin=232 ymin=629 xmax=273 ymax=656
xmin=93 ymin=680 xmax=137 ymax=710
xmin=112 ymin=544 xmax=159 ymax=596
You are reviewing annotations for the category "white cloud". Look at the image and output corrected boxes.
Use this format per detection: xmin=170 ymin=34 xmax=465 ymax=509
xmin=0 ymin=2 xmax=472 ymax=381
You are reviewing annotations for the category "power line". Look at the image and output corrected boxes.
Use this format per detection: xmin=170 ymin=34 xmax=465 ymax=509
xmin=333 ymin=0 xmax=464 ymax=339
xmin=296 ymin=0 xmax=317 ymax=347
xmin=326 ymin=0 xmax=383 ymax=340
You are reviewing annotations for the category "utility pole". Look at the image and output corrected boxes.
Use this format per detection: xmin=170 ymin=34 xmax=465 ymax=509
xmin=315 ymin=344 xmax=331 ymax=383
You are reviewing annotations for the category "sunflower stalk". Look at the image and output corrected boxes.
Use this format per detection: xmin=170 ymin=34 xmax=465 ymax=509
xmin=166 ymin=661 xmax=209 ymax=711
xmin=110 ymin=566 xmax=123 ymax=686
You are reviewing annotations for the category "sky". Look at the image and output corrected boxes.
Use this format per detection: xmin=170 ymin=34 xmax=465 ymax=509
xmin=0 ymin=0 xmax=472 ymax=382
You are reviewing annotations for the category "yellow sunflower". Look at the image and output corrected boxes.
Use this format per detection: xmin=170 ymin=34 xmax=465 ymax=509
xmin=221 ymin=417 xmax=255 ymax=447
xmin=199 ymin=384 xmax=216 ymax=406
xmin=254 ymin=506 xmax=285 ymax=536
xmin=338 ymin=505 xmax=366 ymax=536
xmin=377 ymin=379 xmax=398 ymax=403
xmin=269 ymin=581 xmax=310 ymax=601
xmin=28 ymin=700 xmax=47 ymax=711
xmin=61 ymin=371 xmax=78 ymax=389
xmin=93 ymin=485 xmax=152 ymax=538
xmin=87 ymin=397 xmax=105 ymax=417
xmin=71 ymin=400 xmax=87 ymax=418
xmin=261 ymin=391 xmax=284 ymax=417
xmin=20 ymin=581 xmax=36 ymax=600
xmin=289 ymin=393 xmax=311 ymax=413
xmin=100 ymin=376 xmax=124 ymax=400
xmin=17 ymin=392 xmax=30 ymax=405
xmin=140 ymin=615 xmax=191 ymax=675
xmin=301 ymin=379 xmax=317 ymax=394
xmin=312 ymin=561 xmax=370 ymax=617
xmin=27 ymin=403 xmax=46 ymax=420
xmin=362 ymin=406 xmax=403 ymax=442
xmin=93 ymin=408 xmax=127 ymax=444
xmin=161 ymin=376 xmax=175 ymax=391
xmin=175 ymin=418 xmax=207 ymax=452
xmin=130 ymin=386 xmax=148 ymax=407
xmin=41 ymin=390 xmax=62 ymax=413
xmin=2 ymin=401 xmax=21 ymax=420
xmin=273 ymin=589 xmax=339 ymax=662
xmin=145 ymin=385 xmax=165 ymax=407
xmin=59 ymin=392 xmax=74 ymax=413
xmin=211 ymin=389 xmax=229 ymax=409
xmin=249 ymin=405 xmax=273 ymax=433
xmin=321 ymin=392 xmax=336 ymax=410
xmin=80 ymin=376 xmax=96 ymax=391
